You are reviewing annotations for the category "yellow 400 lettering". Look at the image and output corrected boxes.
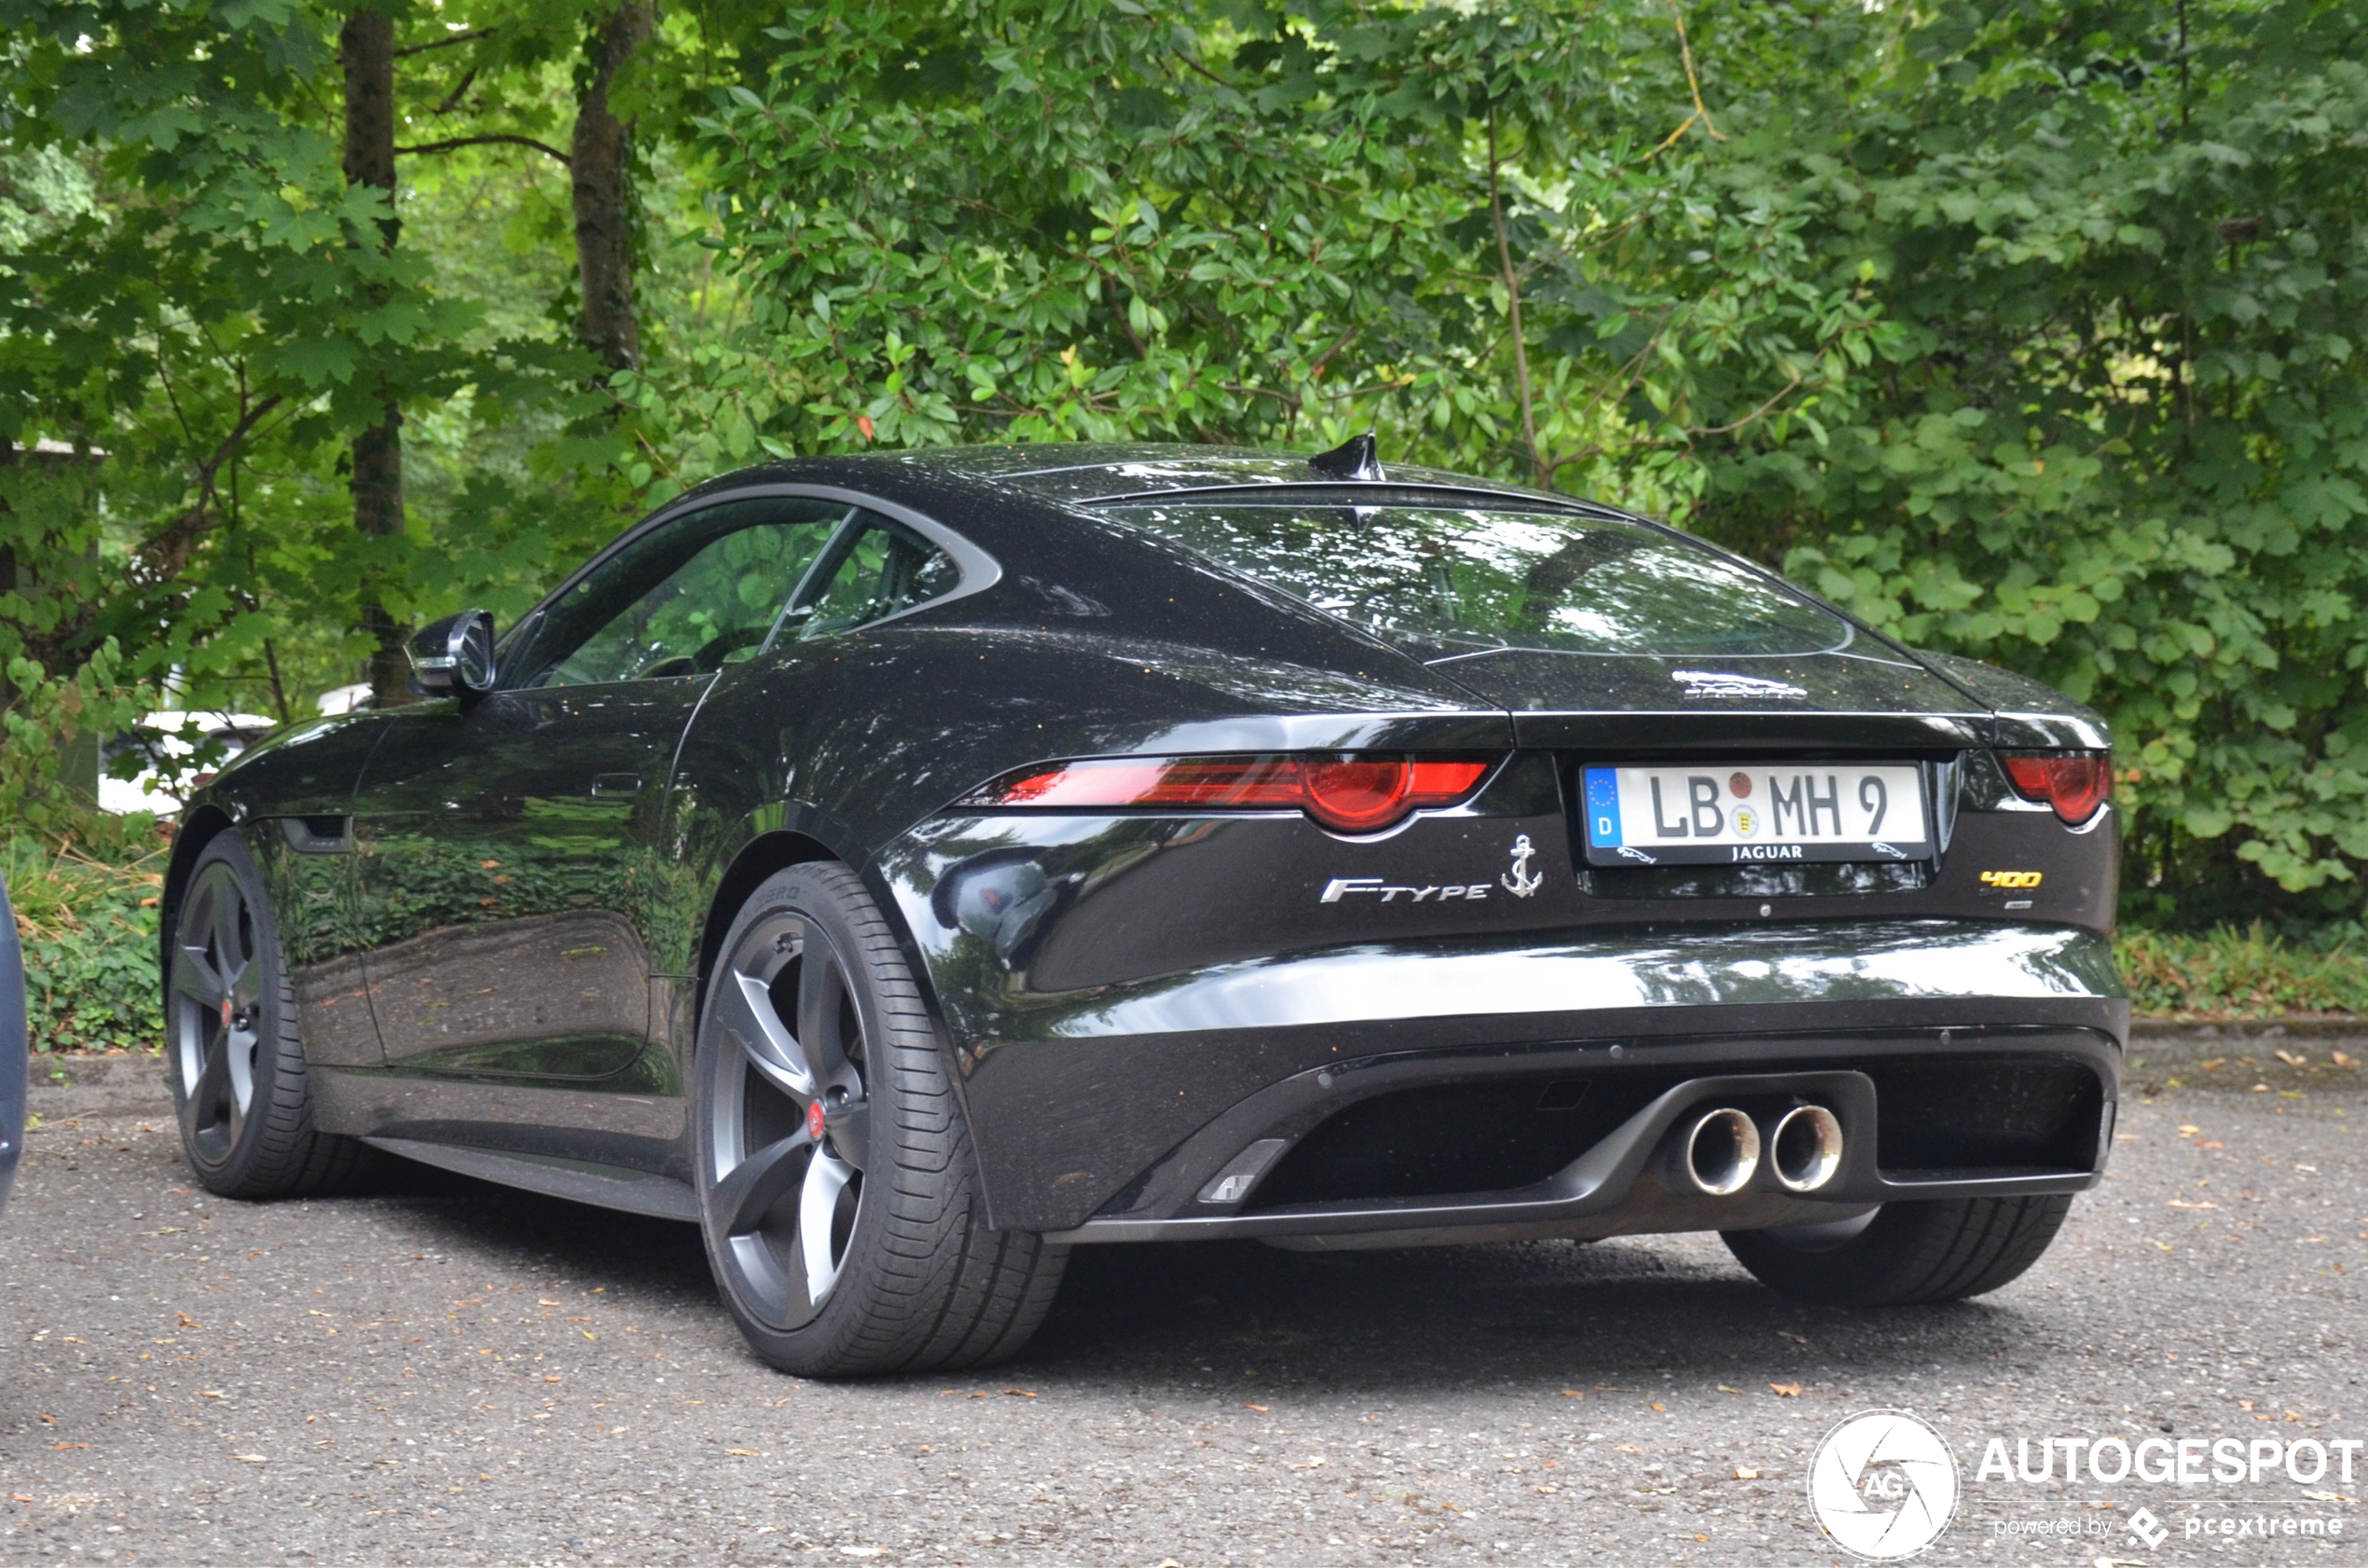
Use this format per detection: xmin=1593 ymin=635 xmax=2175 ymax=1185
xmin=1979 ymin=870 xmax=2044 ymax=889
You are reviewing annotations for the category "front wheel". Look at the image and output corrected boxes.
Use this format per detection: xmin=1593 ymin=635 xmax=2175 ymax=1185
xmin=1722 ymin=1194 xmax=2074 ymax=1306
xmin=165 ymin=833 xmax=371 ymax=1197
xmin=693 ymin=862 xmax=1067 ymax=1376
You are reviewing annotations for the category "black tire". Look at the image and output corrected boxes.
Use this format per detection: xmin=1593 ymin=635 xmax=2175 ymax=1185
xmin=693 ymin=862 xmax=1067 ymax=1377
xmin=1722 ymin=1195 xmax=2074 ymax=1307
xmin=165 ymin=833 xmax=372 ymax=1198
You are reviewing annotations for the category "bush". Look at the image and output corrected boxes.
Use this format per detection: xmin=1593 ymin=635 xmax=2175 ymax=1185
xmin=6 ymin=833 xmax=165 ymax=1053
xmin=2118 ymin=924 xmax=2368 ymax=1019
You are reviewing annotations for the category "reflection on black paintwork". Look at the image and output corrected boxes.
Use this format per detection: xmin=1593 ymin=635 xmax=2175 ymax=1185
xmin=1106 ymin=502 xmax=1847 ymax=659
xmin=351 ymin=683 xmax=706 ymax=1090
xmin=1001 ymin=921 xmax=2123 ymax=1044
xmin=247 ymin=826 xmax=380 ymax=1068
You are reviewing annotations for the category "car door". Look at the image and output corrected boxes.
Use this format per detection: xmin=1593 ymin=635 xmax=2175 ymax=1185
xmin=346 ymin=496 xmax=848 ymax=1158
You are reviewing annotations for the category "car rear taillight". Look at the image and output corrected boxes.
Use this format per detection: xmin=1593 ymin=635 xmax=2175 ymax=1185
xmin=2000 ymin=752 xmax=2111 ymax=825
xmin=967 ymin=754 xmax=1494 ymax=834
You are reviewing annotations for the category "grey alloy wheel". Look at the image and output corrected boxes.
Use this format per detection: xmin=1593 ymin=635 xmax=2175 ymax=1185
xmin=700 ymin=902 xmax=871 ymax=1331
xmin=170 ymin=857 xmax=264 ymax=1165
xmin=164 ymin=833 xmax=371 ymax=1198
xmin=693 ymin=862 xmax=1068 ymax=1377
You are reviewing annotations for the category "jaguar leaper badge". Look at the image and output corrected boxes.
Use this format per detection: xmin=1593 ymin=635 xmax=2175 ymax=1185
xmin=1501 ymin=833 xmax=1542 ymax=899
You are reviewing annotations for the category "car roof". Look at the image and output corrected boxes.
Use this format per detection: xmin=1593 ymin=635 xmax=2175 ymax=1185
xmin=667 ymin=443 xmax=1636 ymax=518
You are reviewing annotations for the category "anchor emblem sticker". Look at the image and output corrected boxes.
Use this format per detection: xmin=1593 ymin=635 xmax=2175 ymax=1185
xmin=1501 ymin=833 xmax=1542 ymax=899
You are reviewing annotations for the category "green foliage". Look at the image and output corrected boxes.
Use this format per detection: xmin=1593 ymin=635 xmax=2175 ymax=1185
xmin=2119 ymin=923 xmax=2368 ymax=1018
xmin=3 ymin=0 xmax=2365 ymax=932
xmin=634 ymin=0 xmax=2368 ymax=928
xmin=0 ymin=640 xmax=161 ymax=842
xmin=1710 ymin=0 xmax=2368 ymax=928
xmin=5 ymin=835 xmax=165 ymax=1053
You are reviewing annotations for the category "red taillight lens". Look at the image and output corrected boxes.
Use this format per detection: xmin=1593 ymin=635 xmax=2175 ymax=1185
xmin=2001 ymin=753 xmax=2111 ymax=825
xmin=969 ymin=754 xmax=1493 ymax=834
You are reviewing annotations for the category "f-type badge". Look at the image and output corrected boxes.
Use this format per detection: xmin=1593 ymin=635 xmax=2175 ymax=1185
xmin=1501 ymin=833 xmax=1542 ymax=899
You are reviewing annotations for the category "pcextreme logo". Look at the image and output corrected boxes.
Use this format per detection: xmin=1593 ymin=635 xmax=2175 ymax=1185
xmin=1809 ymin=1410 xmax=1961 ymax=1561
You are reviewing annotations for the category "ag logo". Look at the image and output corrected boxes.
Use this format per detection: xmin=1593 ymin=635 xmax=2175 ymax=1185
xmin=1807 ymin=1410 xmax=1959 ymax=1561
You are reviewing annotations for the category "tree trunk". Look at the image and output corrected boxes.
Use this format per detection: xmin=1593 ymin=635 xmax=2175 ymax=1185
xmin=572 ymin=1 xmax=654 ymax=374
xmin=341 ymin=8 xmax=410 ymax=708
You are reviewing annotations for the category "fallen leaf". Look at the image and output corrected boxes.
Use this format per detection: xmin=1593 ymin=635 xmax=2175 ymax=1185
xmin=51 ymin=1443 xmax=89 ymax=1451
xmin=1650 ymin=1403 xmax=1667 ymax=1412
xmin=1560 ymin=1389 xmax=1586 ymax=1397
xmin=725 ymin=1449 xmax=761 ymax=1457
xmin=2251 ymin=1083 xmax=2269 ymax=1093
xmin=229 ymin=1454 xmax=265 ymax=1464
xmin=2201 ymin=1141 xmax=2223 ymax=1149
xmin=1776 ymin=1330 xmax=1809 ymax=1344
xmin=2178 ymin=1124 xmax=2201 ymax=1135
xmin=2167 ymin=1200 xmax=2219 ymax=1209
xmin=2332 ymin=1052 xmax=2357 ymax=1067
xmin=1716 ymin=1385 xmax=1744 ymax=1395
xmin=1695 ymin=1534 xmax=1710 ymax=1542
xmin=1243 ymin=1403 xmax=1270 ymax=1412
xmin=1616 ymin=1444 xmax=1640 ymax=1453
xmin=200 ymin=1391 xmax=224 ymax=1399
xmin=176 ymin=1314 xmax=200 ymax=1329
xmin=1770 ymin=1382 xmax=1804 ymax=1397
xmin=1532 ymin=1483 xmax=1558 ymax=1493
xmin=1734 ymin=1466 xmax=1762 ymax=1479
xmin=2276 ymin=1050 xmax=2307 ymax=1066
xmin=1002 ymin=1388 xmax=1038 ymax=1398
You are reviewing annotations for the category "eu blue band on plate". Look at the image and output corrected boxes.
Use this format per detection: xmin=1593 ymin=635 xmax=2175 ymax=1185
xmin=1584 ymin=767 xmax=1621 ymax=847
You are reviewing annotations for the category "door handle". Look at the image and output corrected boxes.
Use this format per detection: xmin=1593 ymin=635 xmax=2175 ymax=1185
xmin=589 ymin=774 xmax=642 ymax=797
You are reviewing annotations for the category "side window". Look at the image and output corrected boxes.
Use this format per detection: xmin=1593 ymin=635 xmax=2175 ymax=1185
xmin=518 ymin=499 xmax=848 ymax=688
xmin=792 ymin=515 xmax=962 ymax=640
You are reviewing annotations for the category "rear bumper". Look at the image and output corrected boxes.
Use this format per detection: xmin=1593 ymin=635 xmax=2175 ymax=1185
xmin=1051 ymin=1031 xmax=2116 ymax=1246
xmin=881 ymin=886 xmax=2127 ymax=1232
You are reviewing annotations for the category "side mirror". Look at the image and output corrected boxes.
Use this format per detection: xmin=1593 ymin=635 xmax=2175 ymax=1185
xmin=407 ymin=610 xmax=497 ymax=698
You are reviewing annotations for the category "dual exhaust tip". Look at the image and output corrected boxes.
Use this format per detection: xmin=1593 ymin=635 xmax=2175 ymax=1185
xmin=1667 ymin=1104 xmax=1844 ymax=1196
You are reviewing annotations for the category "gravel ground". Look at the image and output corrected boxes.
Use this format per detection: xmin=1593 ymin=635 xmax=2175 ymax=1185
xmin=0 ymin=1041 xmax=2360 ymax=1567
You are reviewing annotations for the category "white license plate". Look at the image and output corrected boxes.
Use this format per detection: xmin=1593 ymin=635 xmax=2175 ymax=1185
xmin=1580 ymin=763 xmax=1930 ymax=867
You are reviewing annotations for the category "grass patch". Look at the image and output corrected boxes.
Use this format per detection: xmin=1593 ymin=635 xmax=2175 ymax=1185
xmin=2117 ymin=923 xmax=2368 ymax=1019
xmin=7 ymin=834 xmax=166 ymax=1053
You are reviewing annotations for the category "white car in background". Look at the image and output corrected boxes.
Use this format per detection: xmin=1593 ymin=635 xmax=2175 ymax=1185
xmin=100 ymin=711 xmax=280 ymax=816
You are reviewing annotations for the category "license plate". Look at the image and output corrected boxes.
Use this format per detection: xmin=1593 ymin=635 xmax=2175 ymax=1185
xmin=1580 ymin=763 xmax=1931 ymax=867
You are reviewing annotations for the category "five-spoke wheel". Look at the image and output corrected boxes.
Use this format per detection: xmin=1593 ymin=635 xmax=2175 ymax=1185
xmin=694 ymin=863 xmax=1068 ymax=1376
xmin=163 ymin=833 xmax=370 ymax=1197
xmin=171 ymin=859 xmax=263 ymax=1165
xmin=703 ymin=906 xmax=872 ymax=1329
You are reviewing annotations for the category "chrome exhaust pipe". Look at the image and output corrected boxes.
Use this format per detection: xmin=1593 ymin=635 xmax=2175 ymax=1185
xmin=1769 ymin=1104 xmax=1844 ymax=1192
xmin=1675 ymin=1107 xmax=1760 ymax=1196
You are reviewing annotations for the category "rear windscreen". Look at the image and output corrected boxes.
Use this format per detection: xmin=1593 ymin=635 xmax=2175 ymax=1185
xmin=1101 ymin=501 xmax=1847 ymax=659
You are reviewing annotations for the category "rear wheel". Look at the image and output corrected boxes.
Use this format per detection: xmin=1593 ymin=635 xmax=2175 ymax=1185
xmin=1722 ymin=1195 xmax=2074 ymax=1306
xmin=694 ymin=862 xmax=1067 ymax=1376
xmin=166 ymin=834 xmax=370 ymax=1197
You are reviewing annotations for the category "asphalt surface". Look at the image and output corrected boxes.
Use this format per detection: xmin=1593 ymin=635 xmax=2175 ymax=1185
xmin=0 ymin=1037 xmax=2361 ymax=1567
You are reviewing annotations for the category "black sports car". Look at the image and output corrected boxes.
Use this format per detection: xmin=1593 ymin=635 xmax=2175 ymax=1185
xmin=163 ymin=438 xmax=2124 ymax=1375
